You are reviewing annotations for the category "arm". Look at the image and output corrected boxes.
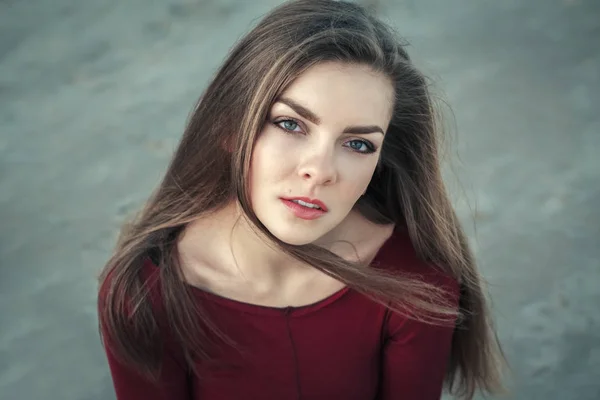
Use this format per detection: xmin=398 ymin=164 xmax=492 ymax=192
xmin=377 ymin=274 xmax=459 ymax=400
xmin=102 ymin=329 xmax=192 ymax=400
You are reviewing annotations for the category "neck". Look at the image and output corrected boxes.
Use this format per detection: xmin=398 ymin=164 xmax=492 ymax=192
xmin=178 ymin=201 xmax=393 ymax=288
xmin=179 ymin=201 xmax=309 ymax=286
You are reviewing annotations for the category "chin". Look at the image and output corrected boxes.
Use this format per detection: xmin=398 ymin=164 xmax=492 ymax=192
xmin=267 ymin=226 xmax=323 ymax=246
xmin=257 ymin=216 xmax=334 ymax=246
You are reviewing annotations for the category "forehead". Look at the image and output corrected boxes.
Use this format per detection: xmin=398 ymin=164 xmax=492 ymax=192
xmin=277 ymin=62 xmax=394 ymax=126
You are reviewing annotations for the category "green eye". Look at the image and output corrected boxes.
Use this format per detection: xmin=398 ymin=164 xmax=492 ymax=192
xmin=346 ymin=140 xmax=376 ymax=154
xmin=282 ymin=120 xmax=299 ymax=131
xmin=274 ymin=119 xmax=302 ymax=133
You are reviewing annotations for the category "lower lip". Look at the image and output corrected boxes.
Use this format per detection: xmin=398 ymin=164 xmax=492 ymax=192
xmin=281 ymin=199 xmax=326 ymax=220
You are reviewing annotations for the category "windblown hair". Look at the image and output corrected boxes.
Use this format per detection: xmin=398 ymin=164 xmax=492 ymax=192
xmin=98 ymin=1 xmax=505 ymax=398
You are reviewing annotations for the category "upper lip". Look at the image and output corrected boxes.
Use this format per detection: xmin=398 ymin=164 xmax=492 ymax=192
xmin=282 ymin=197 xmax=328 ymax=212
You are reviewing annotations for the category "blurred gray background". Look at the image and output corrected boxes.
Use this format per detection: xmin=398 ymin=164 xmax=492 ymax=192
xmin=1 ymin=0 xmax=599 ymax=399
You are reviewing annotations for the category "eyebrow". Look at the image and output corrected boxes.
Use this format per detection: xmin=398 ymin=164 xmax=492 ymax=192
xmin=276 ymin=97 xmax=385 ymax=135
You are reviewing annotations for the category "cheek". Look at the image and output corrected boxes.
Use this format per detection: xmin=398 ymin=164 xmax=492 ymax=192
xmin=249 ymin=130 xmax=294 ymax=187
xmin=338 ymin=158 xmax=378 ymax=198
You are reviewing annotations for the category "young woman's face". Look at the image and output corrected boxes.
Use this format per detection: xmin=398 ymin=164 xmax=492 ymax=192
xmin=249 ymin=62 xmax=394 ymax=245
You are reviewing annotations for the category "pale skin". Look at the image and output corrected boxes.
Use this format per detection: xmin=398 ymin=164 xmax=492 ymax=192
xmin=178 ymin=62 xmax=396 ymax=308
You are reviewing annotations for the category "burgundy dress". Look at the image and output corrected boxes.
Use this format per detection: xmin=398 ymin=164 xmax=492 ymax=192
xmin=100 ymin=229 xmax=459 ymax=399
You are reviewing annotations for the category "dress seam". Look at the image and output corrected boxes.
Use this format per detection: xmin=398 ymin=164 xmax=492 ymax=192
xmin=284 ymin=308 xmax=302 ymax=399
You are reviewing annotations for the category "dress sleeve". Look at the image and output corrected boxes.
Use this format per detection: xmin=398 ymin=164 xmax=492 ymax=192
xmin=98 ymin=263 xmax=192 ymax=400
xmin=102 ymin=335 xmax=192 ymax=400
xmin=377 ymin=272 xmax=459 ymax=400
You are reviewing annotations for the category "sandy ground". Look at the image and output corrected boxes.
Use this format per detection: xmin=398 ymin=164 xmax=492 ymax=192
xmin=1 ymin=0 xmax=599 ymax=399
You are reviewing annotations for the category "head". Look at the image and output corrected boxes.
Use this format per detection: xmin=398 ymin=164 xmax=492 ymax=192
xmin=99 ymin=1 xmax=505 ymax=398
xmin=167 ymin=0 xmax=438 ymax=246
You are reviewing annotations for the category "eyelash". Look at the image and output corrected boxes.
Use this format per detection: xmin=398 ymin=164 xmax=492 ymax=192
xmin=272 ymin=118 xmax=377 ymax=154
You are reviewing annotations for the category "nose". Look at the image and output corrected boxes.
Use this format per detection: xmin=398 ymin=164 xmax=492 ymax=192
xmin=296 ymin=147 xmax=338 ymax=186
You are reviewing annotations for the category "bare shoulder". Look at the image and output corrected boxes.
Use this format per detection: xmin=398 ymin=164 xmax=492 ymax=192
xmin=176 ymin=221 xmax=232 ymax=289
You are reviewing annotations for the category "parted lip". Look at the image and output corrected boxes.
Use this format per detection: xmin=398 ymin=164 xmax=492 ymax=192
xmin=281 ymin=196 xmax=328 ymax=212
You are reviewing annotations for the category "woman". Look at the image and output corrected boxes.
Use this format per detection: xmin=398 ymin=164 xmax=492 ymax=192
xmin=98 ymin=0 xmax=505 ymax=399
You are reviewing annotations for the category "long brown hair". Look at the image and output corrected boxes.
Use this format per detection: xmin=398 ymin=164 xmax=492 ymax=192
xmin=98 ymin=0 xmax=505 ymax=398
